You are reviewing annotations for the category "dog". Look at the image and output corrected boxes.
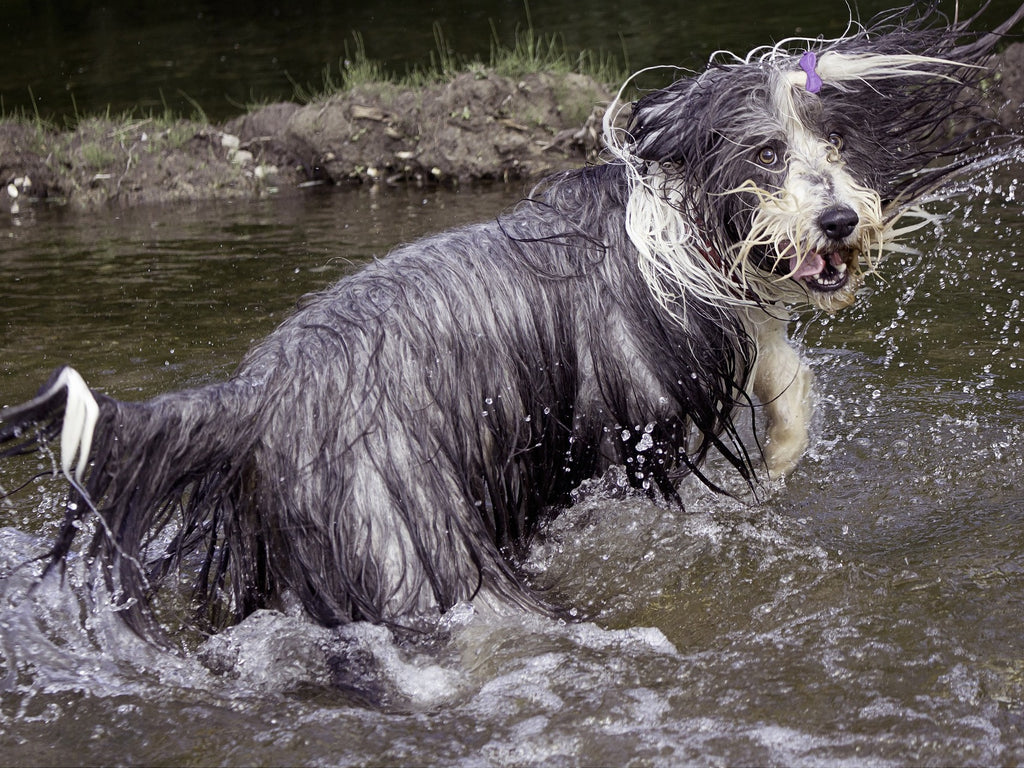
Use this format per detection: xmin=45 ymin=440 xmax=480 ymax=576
xmin=2 ymin=6 xmax=1021 ymax=638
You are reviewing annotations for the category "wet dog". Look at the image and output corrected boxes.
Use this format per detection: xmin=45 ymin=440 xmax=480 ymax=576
xmin=2 ymin=7 xmax=1021 ymax=636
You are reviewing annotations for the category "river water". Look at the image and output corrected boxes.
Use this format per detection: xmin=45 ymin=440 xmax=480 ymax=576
xmin=2 ymin=2 xmax=1024 ymax=765
xmin=0 ymin=160 xmax=1023 ymax=765
xmin=3 ymin=0 xmax=1020 ymax=122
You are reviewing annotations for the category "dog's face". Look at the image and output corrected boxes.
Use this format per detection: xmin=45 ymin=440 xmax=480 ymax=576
xmin=619 ymin=24 xmax=996 ymax=315
xmin=720 ymin=69 xmax=888 ymax=312
xmin=628 ymin=63 xmax=888 ymax=311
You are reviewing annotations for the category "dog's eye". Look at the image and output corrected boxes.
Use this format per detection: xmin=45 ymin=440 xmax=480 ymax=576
xmin=756 ymin=146 xmax=779 ymax=166
xmin=827 ymin=132 xmax=844 ymax=151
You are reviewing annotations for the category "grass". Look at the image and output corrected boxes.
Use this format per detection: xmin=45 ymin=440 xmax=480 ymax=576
xmin=1 ymin=79 xmax=213 ymax=148
xmin=292 ymin=13 xmax=628 ymax=105
xmin=486 ymin=10 xmax=627 ymax=84
xmin=2 ymin=4 xmax=626 ymax=128
xmin=78 ymin=138 xmax=118 ymax=170
xmin=0 ymin=103 xmax=206 ymax=195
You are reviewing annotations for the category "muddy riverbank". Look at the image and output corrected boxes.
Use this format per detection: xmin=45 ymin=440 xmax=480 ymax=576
xmin=0 ymin=44 xmax=1021 ymax=212
xmin=0 ymin=69 xmax=609 ymax=211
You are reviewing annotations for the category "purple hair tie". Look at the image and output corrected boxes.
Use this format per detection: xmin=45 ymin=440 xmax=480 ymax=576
xmin=799 ymin=50 xmax=823 ymax=94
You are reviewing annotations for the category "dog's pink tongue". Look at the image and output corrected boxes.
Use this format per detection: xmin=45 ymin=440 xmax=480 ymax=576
xmin=788 ymin=251 xmax=825 ymax=280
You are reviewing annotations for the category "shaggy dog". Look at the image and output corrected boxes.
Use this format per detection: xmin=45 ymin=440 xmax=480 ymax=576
xmin=2 ymin=7 xmax=1021 ymax=637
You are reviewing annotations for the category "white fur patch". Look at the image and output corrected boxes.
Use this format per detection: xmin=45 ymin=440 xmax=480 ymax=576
xmin=788 ymin=51 xmax=965 ymax=89
xmin=49 ymin=367 xmax=99 ymax=483
xmin=599 ymin=37 xmax=970 ymax=319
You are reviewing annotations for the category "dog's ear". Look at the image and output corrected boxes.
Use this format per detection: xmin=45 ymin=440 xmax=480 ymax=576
xmin=627 ymin=67 xmax=781 ymax=180
xmin=627 ymin=77 xmax=707 ymax=164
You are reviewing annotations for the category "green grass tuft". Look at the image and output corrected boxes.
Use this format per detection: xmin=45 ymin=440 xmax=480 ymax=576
xmin=293 ymin=13 xmax=628 ymax=104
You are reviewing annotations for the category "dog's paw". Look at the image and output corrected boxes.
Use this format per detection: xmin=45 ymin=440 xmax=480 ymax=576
xmin=763 ymin=434 xmax=808 ymax=478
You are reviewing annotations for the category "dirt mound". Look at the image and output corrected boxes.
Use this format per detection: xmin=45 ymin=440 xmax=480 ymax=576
xmin=1 ymin=47 xmax=1022 ymax=213
xmin=251 ymin=71 xmax=610 ymax=185
xmin=0 ymin=70 xmax=610 ymax=211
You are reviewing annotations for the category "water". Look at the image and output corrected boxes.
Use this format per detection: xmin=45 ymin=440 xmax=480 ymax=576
xmin=5 ymin=0 xmax=1020 ymax=122
xmin=2 ymin=2 xmax=1024 ymax=763
xmin=0 ymin=160 xmax=1023 ymax=764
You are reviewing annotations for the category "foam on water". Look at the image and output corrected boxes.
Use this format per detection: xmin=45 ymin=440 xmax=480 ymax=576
xmin=3 ymin=175 xmax=1024 ymax=764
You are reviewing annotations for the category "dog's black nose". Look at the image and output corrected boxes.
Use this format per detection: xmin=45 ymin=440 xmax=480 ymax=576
xmin=818 ymin=206 xmax=859 ymax=241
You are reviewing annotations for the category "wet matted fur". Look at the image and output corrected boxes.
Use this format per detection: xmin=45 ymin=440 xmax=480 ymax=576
xmin=2 ymin=6 xmax=1022 ymax=637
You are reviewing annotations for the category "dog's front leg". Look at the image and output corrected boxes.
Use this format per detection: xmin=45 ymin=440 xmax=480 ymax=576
xmin=748 ymin=314 xmax=812 ymax=478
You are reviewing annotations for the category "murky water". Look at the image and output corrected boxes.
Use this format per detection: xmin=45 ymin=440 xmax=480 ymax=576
xmin=5 ymin=0 xmax=1021 ymax=122
xmin=1 ymin=158 xmax=1023 ymax=765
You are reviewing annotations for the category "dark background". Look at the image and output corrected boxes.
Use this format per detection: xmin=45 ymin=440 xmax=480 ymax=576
xmin=6 ymin=0 xmax=1012 ymax=122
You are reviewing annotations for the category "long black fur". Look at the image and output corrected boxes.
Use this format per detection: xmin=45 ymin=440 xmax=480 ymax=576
xmin=627 ymin=4 xmax=1023 ymax=279
xmin=1 ymin=5 xmax=1020 ymax=638
xmin=3 ymin=166 xmax=756 ymax=635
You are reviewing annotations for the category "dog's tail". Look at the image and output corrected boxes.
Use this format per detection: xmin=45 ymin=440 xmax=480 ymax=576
xmin=0 ymin=365 xmax=264 ymax=636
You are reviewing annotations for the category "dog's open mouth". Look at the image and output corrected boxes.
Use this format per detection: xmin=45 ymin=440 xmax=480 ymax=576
xmin=785 ymin=246 xmax=856 ymax=293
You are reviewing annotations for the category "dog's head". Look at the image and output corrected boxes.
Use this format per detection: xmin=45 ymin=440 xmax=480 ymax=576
xmin=609 ymin=7 xmax=1019 ymax=314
